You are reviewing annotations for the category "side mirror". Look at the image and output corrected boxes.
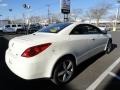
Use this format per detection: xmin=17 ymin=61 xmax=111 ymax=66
xmin=102 ymin=30 xmax=107 ymax=34
xmin=99 ymin=27 xmax=110 ymax=34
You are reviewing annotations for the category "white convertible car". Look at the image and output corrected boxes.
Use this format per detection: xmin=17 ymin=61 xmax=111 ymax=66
xmin=5 ymin=22 xmax=112 ymax=85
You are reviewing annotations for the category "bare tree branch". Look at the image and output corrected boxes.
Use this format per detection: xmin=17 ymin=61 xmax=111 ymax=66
xmin=84 ymin=3 xmax=112 ymax=26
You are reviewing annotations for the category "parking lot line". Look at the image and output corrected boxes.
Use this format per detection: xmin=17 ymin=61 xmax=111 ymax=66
xmin=109 ymin=72 xmax=120 ymax=80
xmin=86 ymin=57 xmax=120 ymax=90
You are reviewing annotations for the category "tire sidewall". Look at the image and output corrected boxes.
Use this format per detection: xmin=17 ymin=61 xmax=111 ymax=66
xmin=52 ymin=57 xmax=75 ymax=85
xmin=106 ymin=40 xmax=112 ymax=54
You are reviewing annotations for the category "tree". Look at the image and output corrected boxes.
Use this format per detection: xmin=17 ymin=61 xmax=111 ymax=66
xmin=29 ymin=16 xmax=42 ymax=24
xmin=51 ymin=13 xmax=62 ymax=23
xmin=70 ymin=9 xmax=82 ymax=22
xmin=85 ymin=3 xmax=112 ymax=26
xmin=108 ymin=14 xmax=120 ymax=29
xmin=84 ymin=10 xmax=93 ymax=23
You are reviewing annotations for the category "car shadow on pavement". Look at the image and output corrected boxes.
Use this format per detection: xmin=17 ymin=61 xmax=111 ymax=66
xmin=104 ymin=69 xmax=120 ymax=90
xmin=0 ymin=36 xmax=117 ymax=90
xmin=111 ymin=44 xmax=117 ymax=52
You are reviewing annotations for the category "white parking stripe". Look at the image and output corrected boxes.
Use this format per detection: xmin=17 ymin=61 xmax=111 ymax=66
xmin=109 ymin=72 xmax=120 ymax=80
xmin=86 ymin=57 xmax=120 ymax=90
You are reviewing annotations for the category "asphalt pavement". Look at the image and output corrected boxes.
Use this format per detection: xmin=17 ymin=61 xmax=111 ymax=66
xmin=0 ymin=32 xmax=120 ymax=90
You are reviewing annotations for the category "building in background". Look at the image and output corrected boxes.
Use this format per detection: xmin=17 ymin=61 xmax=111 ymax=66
xmin=0 ymin=20 xmax=10 ymax=26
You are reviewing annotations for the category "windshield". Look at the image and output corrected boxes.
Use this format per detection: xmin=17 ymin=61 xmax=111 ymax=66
xmin=38 ymin=23 xmax=71 ymax=33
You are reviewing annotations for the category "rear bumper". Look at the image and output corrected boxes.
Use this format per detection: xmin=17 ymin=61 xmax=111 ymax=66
xmin=5 ymin=49 xmax=52 ymax=80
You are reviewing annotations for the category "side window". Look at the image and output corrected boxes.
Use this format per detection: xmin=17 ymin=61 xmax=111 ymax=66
xmin=5 ymin=25 xmax=10 ymax=28
xmin=70 ymin=24 xmax=102 ymax=35
xmin=18 ymin=25 xmax=22 ymax=27
xmin=12 ymin=25 xmax=16 ymax=27
xmin=70 ymin=25 xmax=86 ymax=35
xmin=86 ymin=25 xmax=101 ymax=34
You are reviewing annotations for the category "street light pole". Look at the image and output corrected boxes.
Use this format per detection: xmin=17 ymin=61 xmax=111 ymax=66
xmin=114 ymin=0 xmax=120 ymax=31
xmin=23 ymin=4 xmax=31 ymax=34
xmin=47 ymin=4 xmax=51 ymax=24
xmin=0 ymin=15 xmax=2 ymax=26
xmin=9 ymin=9 xmax=13 ymax=24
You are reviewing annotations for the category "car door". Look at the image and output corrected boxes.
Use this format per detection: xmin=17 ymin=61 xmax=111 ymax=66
xmin=85 ymin=24 xmax=108 ymax=54
xmin=11 ymin=25 xmax=17 ymax=32
xmin=69 ymin=24 xmax=109 ymax=64
xmin=69 ymin=24 xmax=98 ymax=64
xmin=5 ymin=25 xmax=11 ymax=32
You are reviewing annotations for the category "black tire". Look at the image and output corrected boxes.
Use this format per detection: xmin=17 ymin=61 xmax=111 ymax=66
xmin=16 ymin=30 xmax=18 ymax=34
xmin=16 ymin=29 xmax=21 ymax=34
xmin=51 ymin=56 xmax=75 ymax=85
xmin=106 ymin=40 xmax=112 ymax=54
xmin=0 ymin=30 xmax=3 ymax=34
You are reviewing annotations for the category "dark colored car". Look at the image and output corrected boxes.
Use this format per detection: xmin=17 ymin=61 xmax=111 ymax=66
xmin=28 ymin=24 xmax=43 ymax=33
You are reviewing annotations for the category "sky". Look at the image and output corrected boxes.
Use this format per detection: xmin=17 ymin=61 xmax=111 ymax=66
xmin=0 ymin=0 xmax=117 ymax=19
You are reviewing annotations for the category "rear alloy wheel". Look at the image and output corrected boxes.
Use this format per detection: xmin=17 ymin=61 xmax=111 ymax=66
xmin=106 ymin=40 xmax=112 ymax=54
xmin=52 ymin=57 xmax=75 ymax=85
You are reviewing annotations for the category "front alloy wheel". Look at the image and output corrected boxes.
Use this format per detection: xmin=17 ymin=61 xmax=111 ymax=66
xmin=52 ymin=57 xmax=75 ymax=85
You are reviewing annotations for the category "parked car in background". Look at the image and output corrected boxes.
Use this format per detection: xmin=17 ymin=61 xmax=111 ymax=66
xmin=5 ymin=22 xmax=112 ymax=85
xmin=2 ymin=24 xmax=23 ymax=33
xmin=28 ymin=24 xmax=43 ymax=33
xmin=99 ymin=25 xmax=110 ymax=31
xmin=0 ymin=26 xmax=3 ymax=33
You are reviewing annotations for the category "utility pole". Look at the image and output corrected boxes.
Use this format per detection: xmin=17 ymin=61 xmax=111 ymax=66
xmin=9 ymin=9 xmax=13 ymax=24
xmin=114 ymin=0 xmax=120 ymax=31
xmin=23 ymin=4 xmax=31 ymax=34
xmin=0 ymin=15 xmax=2 ymax=26
xmin=47 ymin=4 xmax=51 ymax=24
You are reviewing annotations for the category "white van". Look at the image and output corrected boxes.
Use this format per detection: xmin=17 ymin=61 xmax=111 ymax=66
xmin=2 ymin=24 xmax=23 ymax=33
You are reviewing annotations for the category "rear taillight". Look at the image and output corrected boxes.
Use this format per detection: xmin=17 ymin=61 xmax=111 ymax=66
xmin=21 ymin=43 xmax=51 ymax=58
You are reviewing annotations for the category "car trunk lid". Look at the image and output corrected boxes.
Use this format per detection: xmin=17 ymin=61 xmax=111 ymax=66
xmin=8 ymin=33 xmax=55 ymax=56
